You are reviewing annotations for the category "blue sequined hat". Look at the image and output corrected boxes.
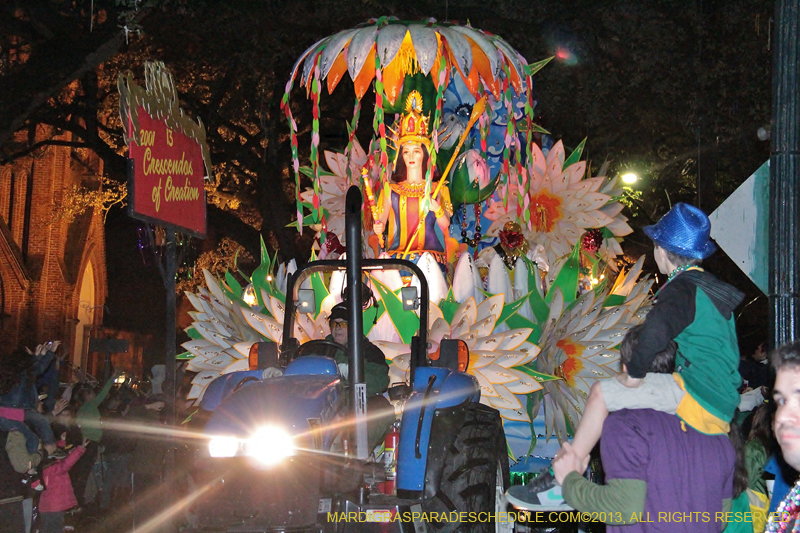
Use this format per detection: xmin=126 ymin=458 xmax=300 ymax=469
xmin=642 ymin=202 xmax=717 ymax=259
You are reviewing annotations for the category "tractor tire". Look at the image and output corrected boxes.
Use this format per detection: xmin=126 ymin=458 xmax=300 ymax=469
xmin=424 ymin=403 xmax=511 ymax=533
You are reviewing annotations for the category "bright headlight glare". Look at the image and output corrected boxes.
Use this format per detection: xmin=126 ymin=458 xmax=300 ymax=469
xmin=209 ymin=436 xmax=240 ymax=457
xmin=245 ymin=426 xmax=296 ymax=466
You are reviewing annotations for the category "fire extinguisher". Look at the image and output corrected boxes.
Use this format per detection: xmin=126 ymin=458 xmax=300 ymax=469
xmin=382 ymin=423 xmax=400 ymax=495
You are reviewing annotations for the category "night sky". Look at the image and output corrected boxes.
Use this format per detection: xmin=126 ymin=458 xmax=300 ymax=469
xmin=89 ymin=0 xmax=773 ymax=364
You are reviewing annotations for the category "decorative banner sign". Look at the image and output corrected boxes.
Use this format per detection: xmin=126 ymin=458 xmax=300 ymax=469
xmin=118 ymin=61 xmax=211 ymax=237
xmin=709 ymin=160 xmax=769 ymax=295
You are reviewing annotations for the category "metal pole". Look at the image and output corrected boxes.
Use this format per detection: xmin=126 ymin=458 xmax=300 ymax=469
xmin=345 ymin=186 xmax=368 ymax=459
xmin=162 ymin=226 xmax=177 ymax=531
xmin=769 ymin=0 xmax=800 ymax=349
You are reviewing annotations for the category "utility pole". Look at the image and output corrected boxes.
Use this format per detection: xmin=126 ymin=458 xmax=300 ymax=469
xmin=769 ymin=0 xmax=800 ymax=348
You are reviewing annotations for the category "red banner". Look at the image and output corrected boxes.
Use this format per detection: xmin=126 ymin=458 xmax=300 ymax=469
xmin=128 ymin=105 xmax=207 ymax=237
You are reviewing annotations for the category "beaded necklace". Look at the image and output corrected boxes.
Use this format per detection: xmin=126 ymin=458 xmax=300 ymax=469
xmin=766 ymin=481 xmax=800 ymax=532
xmin=666 ymin=264 xmax=703 ymax=284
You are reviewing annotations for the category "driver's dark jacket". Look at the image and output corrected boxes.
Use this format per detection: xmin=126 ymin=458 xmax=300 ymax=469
xmin=324 ymin=335 xmax=390 ymax=396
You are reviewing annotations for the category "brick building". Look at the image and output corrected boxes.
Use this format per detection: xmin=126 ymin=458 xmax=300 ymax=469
xmin=0 ymin=126 xmax=108 ymax=372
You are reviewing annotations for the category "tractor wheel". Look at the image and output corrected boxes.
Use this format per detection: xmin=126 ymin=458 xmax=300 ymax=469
xmin=425 ymin=403 xmax=511 ymax=533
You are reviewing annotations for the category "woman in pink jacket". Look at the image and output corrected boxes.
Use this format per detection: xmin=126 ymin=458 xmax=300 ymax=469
xmin=38 ymin=438 xmax=88 ymax=533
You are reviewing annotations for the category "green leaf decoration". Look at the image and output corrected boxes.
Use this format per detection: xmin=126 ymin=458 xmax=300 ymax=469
xmin=529 ymin=123 xmax=550 ymax=135
xmin=186 ymin=326 xmax=203 ymax=340
xmin=309 ymin=271 xmax=330 ymax=320
xmin=516 ymin=364 xmax=561 ymax=383
xmin=504 ymin=313 xmax=542 ymax=344
xmin=233 ymin=248 xmax=242 ymax=271
xmin=371 ymin=278 xmax=420 ymax=344
xmin=286 ymin=212 xmax=322 ymax=228
xmin=604 ymin=294 xmax=626 ymax=307
xmin=497 ymin=294 xmax=543 ymax=343
xmin=181 ymin=409 xmax=199 ymax=426
xmin=524 ymin=56 xmax=554 ymax=78
xmin=224 ymin=271 xmax=243 ymax=299
xmin=562 ymin=137 xmax=587 ymax=171
xmin=438 ymin=288 xmax=460 ymax=324
xmin=565 ymin=415 xmax=576 ymax=437
xmin=528 ymin=287 xmax=550 ymax=326
xmin=251 ymin=236 xmax=274 ymax=309
xmin=219 ymin=281 xmax=246 ymax=309
xmin=592 ymin=277 xmax=609 ymax=299
xmin=176 ymin=351 xmax=194 ymax=360
xmin=524 ymin=261 xmax=550 ymax=325
xmin=299 ymin=166 xmax=334 ymax=179
xmin=496 ymin=295 xmax=529 ymax=326
xmin=546 ymin=244 xmax=581 ymax=307
xmin=362 ymin=302 xmax=385 ymax=336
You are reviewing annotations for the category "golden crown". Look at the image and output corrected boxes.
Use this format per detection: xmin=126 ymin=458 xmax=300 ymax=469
xmin=390 ymin=91 xmax=431 ymax=158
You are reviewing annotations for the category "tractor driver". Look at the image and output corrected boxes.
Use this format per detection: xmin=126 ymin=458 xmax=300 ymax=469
xmin=325 ymin=302 xmax=394 ymax=448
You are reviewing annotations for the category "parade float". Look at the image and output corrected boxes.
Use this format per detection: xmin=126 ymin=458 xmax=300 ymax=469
xmin=181 ymin=18 xmax=653 ymax=469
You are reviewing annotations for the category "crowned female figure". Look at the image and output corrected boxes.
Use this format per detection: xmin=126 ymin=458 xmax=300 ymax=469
xmin=372 ymin=91 xmax=453 ymax=268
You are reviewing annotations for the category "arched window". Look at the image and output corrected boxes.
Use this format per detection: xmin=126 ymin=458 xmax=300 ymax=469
xmin=74 ymin=262 xmax=96 ymax=370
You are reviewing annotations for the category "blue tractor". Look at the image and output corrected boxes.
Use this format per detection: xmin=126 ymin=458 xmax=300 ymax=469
xmin=191 ymin=187 xmax=511 ymax=532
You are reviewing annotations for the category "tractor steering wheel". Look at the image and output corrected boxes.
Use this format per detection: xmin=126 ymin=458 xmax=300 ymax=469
xmin=293 ymin=339 xmax=346 ymax=360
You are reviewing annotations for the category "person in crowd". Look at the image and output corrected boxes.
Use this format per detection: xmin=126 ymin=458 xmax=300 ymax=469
xmin=96 ymin=387 xmax=133 ymax=509
xmin=70 ymin=371 xmax=120 ymax=507
xmin=509 ymin=202 xmax=744 ymax=505
xmin=1 ymin=429 xmax=44 ymax=533
xmin=726 ymin=421 xmax=755 ymax=533
xmin=37 ymin=438 xmax=88 ymax=533
xmin=740 ymin=339 xmax=771 ymax=391
xmin=75 ymin=371 xmax=120 ymax=445
xmin=762 ymin=342 xmax=800 ymax=531
xmin=0 ymin=345 xmax=61 ymax=456
xmin=127 ymin=393 xmax=167 ymax=530
xmin=743 ymin=402 xmax=775 ymax=531
xmin=764 ymin=452 xmax=796 ymax=518
xmin=508 ymin=324 xmax=737 ymax=532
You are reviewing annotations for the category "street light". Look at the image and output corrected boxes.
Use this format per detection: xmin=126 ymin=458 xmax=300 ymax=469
xmin=621 ymin=173 xmax=639 ymax=185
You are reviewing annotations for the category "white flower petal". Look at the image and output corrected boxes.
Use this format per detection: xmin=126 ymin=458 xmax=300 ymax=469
xmin=505 ymin=369 xmax=544 ymax=394
xmin=409 ymin=25 xmax=439 ymax=75
xmin=347 ymin=27 xmax=378 ymax=80
xmin=477 ymin=363 xmax=519 ymax=384
xmin=493 ymin=405 xmax=531 ymax=422
xmin=471 ymin=370 xmax=500 ymax=398
xmin=473 ymin=332 xmax=507 ymax=352
xmin=487 ymin=385 xmax=523 ymax=410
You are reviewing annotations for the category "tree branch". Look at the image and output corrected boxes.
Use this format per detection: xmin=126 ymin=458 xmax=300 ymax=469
xmin=0 ymin=139 xmax=87 ymax=164
xmin=207 ymin=205 xmax=261 ymax=259
xmin=0 ymin=7 xmax=151 ymax=149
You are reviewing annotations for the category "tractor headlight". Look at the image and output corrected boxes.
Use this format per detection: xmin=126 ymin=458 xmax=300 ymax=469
xmin=244 ymin=426 xmax=296 ymax=466
xmin=209 ymin=436 xmax=240 ymax=458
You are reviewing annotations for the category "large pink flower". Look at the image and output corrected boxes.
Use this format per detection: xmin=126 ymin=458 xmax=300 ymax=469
xmin=484 ymin=140 xmax=632 ymax=269
xmin=299 ymin=139 xmax=383 ymax=257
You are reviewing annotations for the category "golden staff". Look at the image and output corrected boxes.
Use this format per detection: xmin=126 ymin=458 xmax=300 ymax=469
xmin=361 ymin=166 xmax=384 ymax=249
xmin=401 ymin=96 xmax=487 ymax=259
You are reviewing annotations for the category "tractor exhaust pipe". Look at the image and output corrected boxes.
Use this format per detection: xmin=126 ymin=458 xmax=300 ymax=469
xmin=345 ymin=186 xmax=369 ymax=459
